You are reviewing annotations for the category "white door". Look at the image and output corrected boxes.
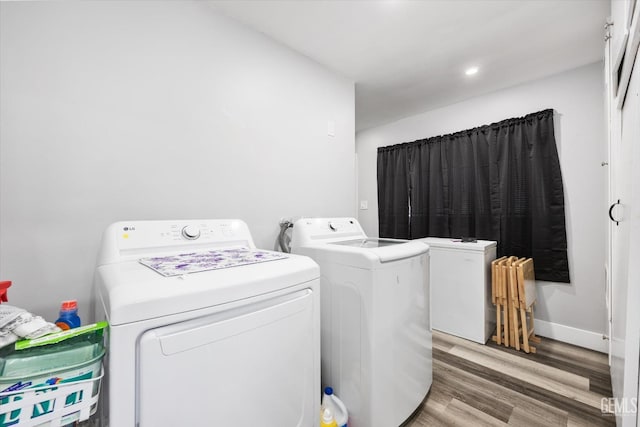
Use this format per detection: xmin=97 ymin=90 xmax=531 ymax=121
xmin=609 ymin=16 xmax=640 ymax=425
xmin=610 ymin=56 xmax=634 ymax=411
xmin=620 ymin=79 xmax=640 ymax=424
xmin=619 ymin=97 xmax=640 ymax=425
xmin=137 ymin=288 xmax=317 ymax=427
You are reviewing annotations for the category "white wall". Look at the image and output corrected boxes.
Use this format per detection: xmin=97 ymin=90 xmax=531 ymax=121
xmin=0 ymin=1 xmax=355 ymax=321
xmin=357 ymin=63 xmax=607 ymax=339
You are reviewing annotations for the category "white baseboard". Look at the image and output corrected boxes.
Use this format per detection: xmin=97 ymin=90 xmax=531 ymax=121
xmin=534 ymin=319 xmax=608 ymax=353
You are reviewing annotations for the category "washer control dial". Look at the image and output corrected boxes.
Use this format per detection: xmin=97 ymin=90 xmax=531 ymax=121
xmin=181 ymin=225 xmax=201 ymax=240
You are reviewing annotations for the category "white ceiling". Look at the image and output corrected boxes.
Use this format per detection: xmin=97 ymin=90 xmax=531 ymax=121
xmin=210 ymin=0 xmax=609 ymax=131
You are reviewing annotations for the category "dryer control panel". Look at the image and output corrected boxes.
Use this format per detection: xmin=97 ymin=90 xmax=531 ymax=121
xmin=97 ymin=219 xmax=255 ymax=264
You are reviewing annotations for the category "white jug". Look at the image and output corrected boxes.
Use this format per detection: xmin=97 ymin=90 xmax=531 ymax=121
xmin=321 ymin=387 xmax=348 ymax=427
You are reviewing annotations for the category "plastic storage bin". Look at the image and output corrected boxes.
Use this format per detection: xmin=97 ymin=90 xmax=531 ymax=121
xmin=0 ymin=333 xmax=104 ymax=427
xmin=0 ymin=369 xmax=103 ymax=427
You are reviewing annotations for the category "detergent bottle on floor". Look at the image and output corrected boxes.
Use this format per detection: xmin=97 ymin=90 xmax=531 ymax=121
xmin=320 ymin=407 xmax=337 ymax=427
xmin=322 ymin=387 xmax=348 ymax=427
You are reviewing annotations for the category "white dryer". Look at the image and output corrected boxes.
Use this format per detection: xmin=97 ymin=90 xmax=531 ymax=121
xmin=94 ymin=219 xmax=320 ymax=427
xmin=290 ymin=218 xmax=431 ymax=427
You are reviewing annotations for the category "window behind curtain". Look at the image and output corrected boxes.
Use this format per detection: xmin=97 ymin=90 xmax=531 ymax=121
xmin=376 ymin=109 xmax=570 ymax=283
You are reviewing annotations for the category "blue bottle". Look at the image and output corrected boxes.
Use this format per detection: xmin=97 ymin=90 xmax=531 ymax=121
xmin=55 ymin=300 xmax=81 ymax=330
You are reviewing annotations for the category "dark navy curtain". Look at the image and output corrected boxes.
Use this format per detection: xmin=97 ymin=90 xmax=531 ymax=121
xmin=377 ymin=109 xmax=570 ymax=283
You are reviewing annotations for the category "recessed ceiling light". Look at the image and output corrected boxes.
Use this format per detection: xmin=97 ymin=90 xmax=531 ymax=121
xmin=465 ymin=67 xmax=479 ymax=76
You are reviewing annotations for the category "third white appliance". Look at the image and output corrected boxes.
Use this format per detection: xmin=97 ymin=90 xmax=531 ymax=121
xmin=419 ymin=238 xmax=497 ymax=344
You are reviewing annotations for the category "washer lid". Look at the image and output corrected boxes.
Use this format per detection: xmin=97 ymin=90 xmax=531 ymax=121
xmin=96 ymin=252 xmax=318 ymax=325
xmin=330 ymin=238 xmax=404 ymax=248
xmin=418 ymin=237 xmax=497 ymax=251
xmin=303 ymin=239 xmax=429 ymax=268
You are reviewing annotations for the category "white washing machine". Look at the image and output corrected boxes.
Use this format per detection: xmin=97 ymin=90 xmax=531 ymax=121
xmin=93 ymin=219 xmax=320 ymax=427
xmin=290 ymin=218 xmax=431 ymax=427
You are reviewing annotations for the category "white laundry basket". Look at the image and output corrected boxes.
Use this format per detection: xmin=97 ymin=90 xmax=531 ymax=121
xmin=0 ymin=353 xmax=104 ymax=427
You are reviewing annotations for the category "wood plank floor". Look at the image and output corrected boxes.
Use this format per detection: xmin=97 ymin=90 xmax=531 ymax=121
xmin=404 ymin=331 xmax=615 ymax=427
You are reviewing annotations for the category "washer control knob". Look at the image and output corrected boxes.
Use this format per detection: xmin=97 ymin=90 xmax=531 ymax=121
xmin=181 ymin=225 xmax=201 ymax=240
xmin=329 ymin=221 xmax=337 ymax=231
